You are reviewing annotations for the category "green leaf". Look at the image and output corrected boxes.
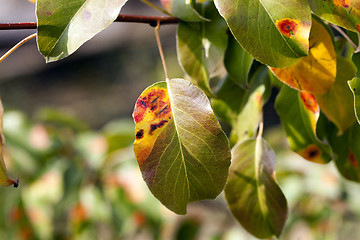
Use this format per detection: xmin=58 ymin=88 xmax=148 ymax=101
xmin=275 ymin=85 xmax=332 ymax=163
xmin=177 ymin=2 xmax=228 ymax=96
xmin=348 ymin=78 xmax=360 ymax=124
xmin=329 ymin=123 xmax=360 ymax=182
xmin=225 ymin=138 xmax=288 ymax=239
xmin=224 ymin=34 xmax=253 ymax=88
xmin=214 ymin=0 xmax=312 ymax=67
xmin=0 ymin=100 xmax=18 ymax=187
xmin=161 ymin=0 xmax=205 ymax=21
xmin=36 ymin=0 xmax=128 ymax=62
xmin=132 ymin=79 xmax=231 ymax=214
xmin=309 ymin=0 xmax=360 ymax=32
xmin=314 ymin=57 xmax=356 ymax=134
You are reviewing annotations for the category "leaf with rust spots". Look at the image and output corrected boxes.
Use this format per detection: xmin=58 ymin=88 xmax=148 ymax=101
xmin=214 ymin=0 xmax=311 ymax=68
xmin=314 ymin=57 xmax=356 ymax=134
xmin=225 ymin=138 xmax=288 ymax=238
xmin=328 ymin=123 xmax=360 ymax=182
xmin=270 ymin=17 xmax=336 ymax=94
xmin=0 ymin=99 xmax=18 ymax=187
xmin=309 ymin=0 xmax=360 ymax=32
xmin=275 ymin=85 xmax=331 ymax=164
xmin=132 ymin=79 xmax=231 ymax=214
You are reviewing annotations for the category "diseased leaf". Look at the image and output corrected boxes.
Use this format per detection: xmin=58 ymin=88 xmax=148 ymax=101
xmin=177 ymin=2 xmax=228 ymax=96
xmin=275 ymin=85 xmax=332 ymax=163
xmin=0 ymin=100 xmax=18 ymax=187
xmin=270 ymin=17 xmax=337 ymax=94
xmin=309 ymin=0 xmax=360 ymax=32
xmin=329 ymin=123 xmax=360 ymax=182
xmin=214 ymin=0 xmax=311 ymax=67
xmin=225 ymin=138 xmax=288 ymax=239
xmin=314 ymin=57 xmax=356 ymax=134
xmin=224 ymin=34 xmax=253 ymax=88
xmin=133 ymin=79 xmax=231 ymax=214
xmin=36 ymin=0 xmax=128 ymax=62
xmin=161 ymin=0 xmax=204 ymax=21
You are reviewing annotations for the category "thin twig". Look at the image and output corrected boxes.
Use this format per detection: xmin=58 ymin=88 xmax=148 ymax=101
xmin=0 ymin=33 xmax=37 ymax=63
xmin=154 ymin=21 xmax=169 ymax=81
xmin=331 ymin=23 xmax=357 ymax=49
xmin=0 ymin=14 xmax=179 ymax=30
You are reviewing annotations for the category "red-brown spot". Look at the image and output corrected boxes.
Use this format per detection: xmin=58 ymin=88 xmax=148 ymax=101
xmin=297 ymin=145 xmax=322 ymax=162
xmin=357 ymin=24 xmax=360 ymax=33
xmin=348 ymin=151 xmax=358 ymax=167
xmin=136 ymin=129 xmax=144 ymax=139
xmin=334 ymin=0 xmax=350 ymax=7
xmin=276 ymin=18 xmax=299 ymax=38
xmin=300 ymin=92 xmax=319 ymax=114
xmin=150 ymin=120 xmax=168 ymax=134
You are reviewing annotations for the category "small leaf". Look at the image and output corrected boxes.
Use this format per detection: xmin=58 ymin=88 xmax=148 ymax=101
xmin=329 ymin=123 xmax=360 ymax=182
xmin=224 ymin=34 xmax=253 ymax=87
xmin=161 ymin=0 xmax=204 ymax=21
xmin=348 ymin=78 xmax=360 ymax=124
xmin=270 ymin=17 xmax=337 ymax=94
xmin=275 ymin=85 xmax=332 ymax=163
xmin=36 ymin=0 xmax=128 ymax=62
xmin=214 ymin=0 xmax=311 ymax=67
xmin=177 ymin=2 xmax=228 ymax=95
xmin=314 ymin=57 xmax=356 ymax=134
xmin=0 ymin=100 xmax=18 ymax=187
xmin=309 ymin=0 xmax=360 ymax=32
xmin=225 ymin=138 xmax=288 ymax=239
xmin=133 ymin=79 xmax=231 ymax=214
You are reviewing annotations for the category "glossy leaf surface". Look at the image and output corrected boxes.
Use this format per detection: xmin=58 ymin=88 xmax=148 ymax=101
xmin=37 ymin=0 xmax=127 ymax=62
xmin=214 ymin=0 xmax=311 ymax=67
xmin=270 ymin=17 xmax=336 ymax=94
xmin=0 ymin=100 xmax=18 ymax=187
xmin=309 ymin=0 xmax=360 ymax=32
xmin=224 ymin=35 xmax=253 ymax=87
xmin=177 ymin=2 xmax=228 ymax=95
xmin=314 ymin=57 xmax=356 ymax=134
xmin=225 ymin=138 xmax=288 ymax=238
xmin=275 ymin=85 xmax=332 ymax=163
xmin=133 ymin=79 xmax=231 ymax=214
xmin=161 ymin=0 xmax=204 ymax=21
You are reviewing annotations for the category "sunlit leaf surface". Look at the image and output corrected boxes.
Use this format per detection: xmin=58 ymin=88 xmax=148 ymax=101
xmin=161 ymin=0 xmax=204 ymax=21
xmin=270 ymin=17 xmax=336 ymax=94
xmin=177 ymin=2 xmax=228 ymax=95
xmin=309 ymin=0 xmax=360 ymax=32
xmin=314 ymin=57 xmax=356 ymax=134
xmin=225 ymin=138 xmax=288 ymax=238
xmin=37 ymin=0 xmax=128 ymax=62
xmin=0 ymin=100 xmax=18 ymax=187
xmin=133 ymin=79 xmax=231 ymax=214
xmin=214 ymin=0 xmax=311 ymax=67
xmin=275 ymin=86 xmax=332 ymax=163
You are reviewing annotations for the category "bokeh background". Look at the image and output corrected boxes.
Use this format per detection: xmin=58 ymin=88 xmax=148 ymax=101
xmin=1 ymin=0 xmax=360 ymax=239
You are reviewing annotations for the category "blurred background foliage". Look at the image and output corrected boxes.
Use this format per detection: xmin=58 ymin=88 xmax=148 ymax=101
xmin=1 ymin=0 xmax=360 ymax=239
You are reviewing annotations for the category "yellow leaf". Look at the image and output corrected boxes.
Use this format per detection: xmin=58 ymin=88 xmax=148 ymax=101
xmin=0 ymin=100 xmax=18 ymax=187
xmin=270 ymin=17 xmax=336 ymax=94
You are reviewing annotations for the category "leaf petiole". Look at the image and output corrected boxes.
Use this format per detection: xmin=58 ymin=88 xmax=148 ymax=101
xmin=154 ymin=21 xmax=169 ymax=81
xmin=0 ymin=33 xmax=37 ymax=64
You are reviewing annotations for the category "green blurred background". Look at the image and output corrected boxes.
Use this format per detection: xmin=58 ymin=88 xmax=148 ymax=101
xmin=1 ymin=1 xmax=360 ymax=239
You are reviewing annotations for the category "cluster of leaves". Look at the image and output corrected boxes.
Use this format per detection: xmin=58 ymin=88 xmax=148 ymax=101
xmin=1 ymin=0 xmax=360 ymax=239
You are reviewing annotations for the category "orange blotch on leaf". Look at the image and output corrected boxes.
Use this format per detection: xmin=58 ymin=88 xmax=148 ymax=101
xmin=357 ymin=24 xmax=360 ymax=33
xmin=300 ymin=92 xmax=319 ymax=114
xmin=348 ymin=151 xmax=358 ymax=167
xmin=297 ymin=144 xmax=324 ymax=163
xmin=276 ymin=18 xmax=300 ymax=38
xmin=334 ymin=0 xmax=350 ymax=7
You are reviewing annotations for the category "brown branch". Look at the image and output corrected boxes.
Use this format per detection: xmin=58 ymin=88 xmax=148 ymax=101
xmin=0 ymin=14 xmax=179 ymax=30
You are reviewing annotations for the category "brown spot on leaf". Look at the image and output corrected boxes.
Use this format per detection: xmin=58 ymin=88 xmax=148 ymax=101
xmin=334 ymin=0 xmax=350 ymax=7
xmin=150 ymin=120 xmax=168 ymax=134
xmin=357 ymin=24 xmax=360 ymax=33
xmin=348 ymin=151 xmax=358 ymax=167
xmin=297 ymin=145 xmax=323 ymax=163
xmin=300 ymin=92 xmax=319 ymax=114
xmin=276 ymin=18 xmax=300 ymax=38
xmin=136 ymin=129 xmax=144 ymax=139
